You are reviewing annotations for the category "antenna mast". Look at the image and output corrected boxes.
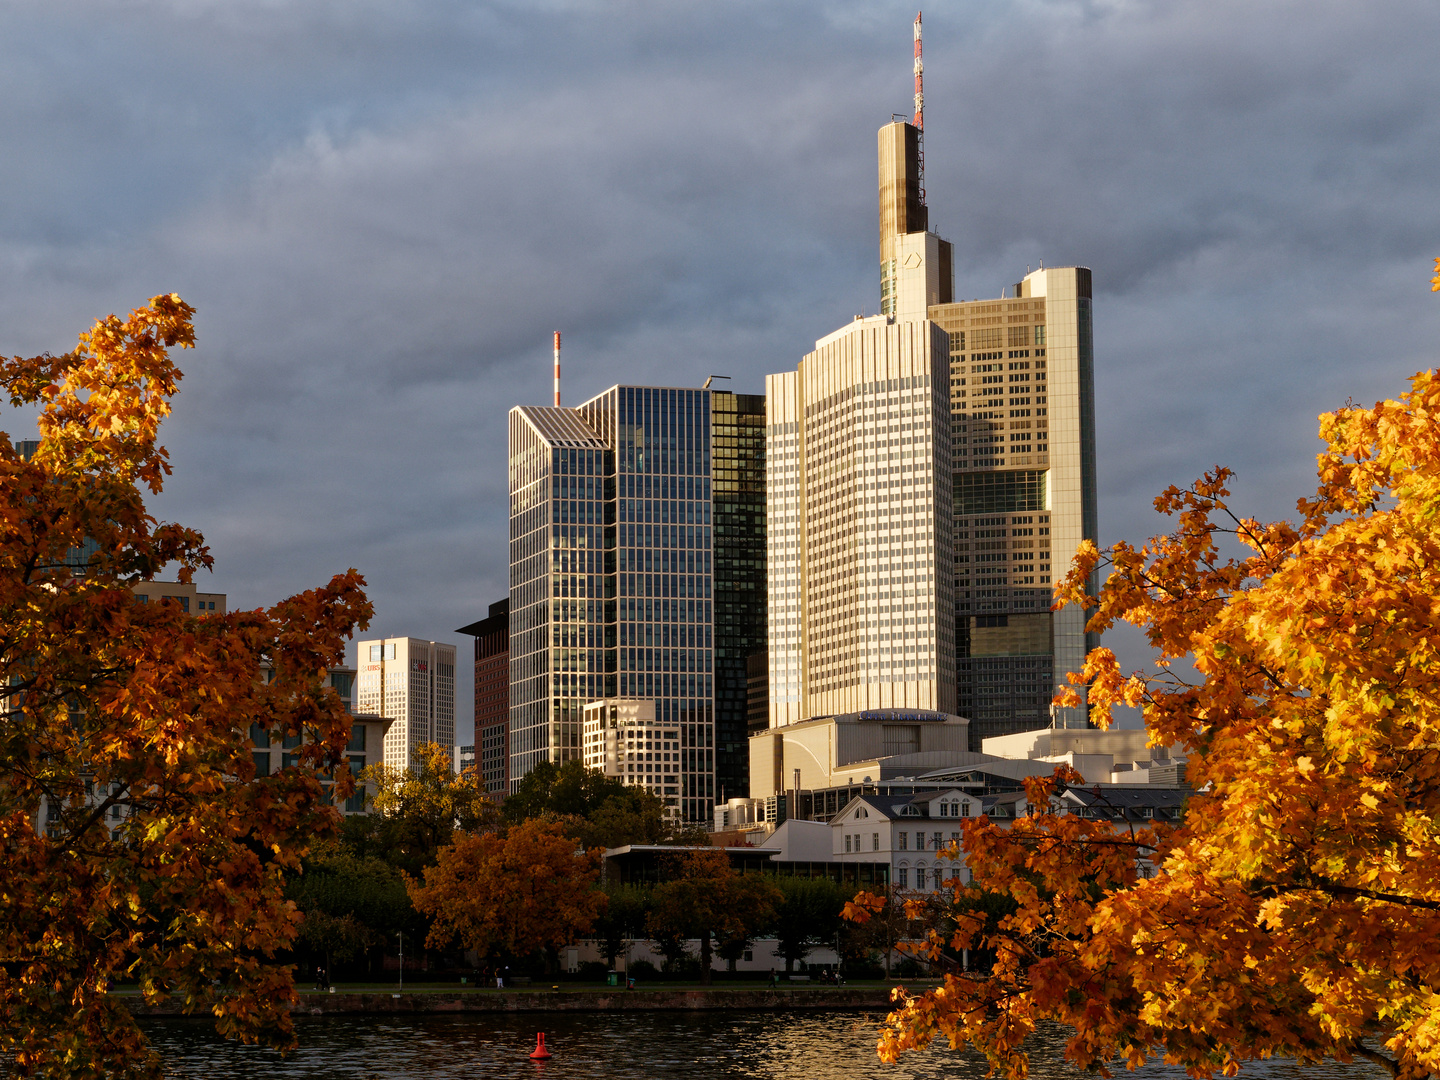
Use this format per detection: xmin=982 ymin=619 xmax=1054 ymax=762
xmin=913 ymin=11 xmax=926 ymax=207
xmin=553 ymin=331 xmax=561 ymax=407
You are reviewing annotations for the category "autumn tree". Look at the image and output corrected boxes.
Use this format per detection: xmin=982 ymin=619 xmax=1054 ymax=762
xmin=645 ymin=849 xmax=781 ymax=984
xmin=848 ymin=363 xmax=1440 ymax=1080
xmin=408 ymin=818 xmax=605 ymax=970
xmin=0 ymin=296 xmax=372 ymax=1078
xmin=354 ymin=741 xmax=494 ymax=874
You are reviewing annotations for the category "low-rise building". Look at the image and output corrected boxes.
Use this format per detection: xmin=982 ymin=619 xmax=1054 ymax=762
xmin=131 ymin=579 xmax=226 ymax=614
xmin=828 ymin=789 xmax=980 ymax=892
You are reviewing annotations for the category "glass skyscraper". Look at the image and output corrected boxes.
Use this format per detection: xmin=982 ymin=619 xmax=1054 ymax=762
xmin=508 ymin=385 xmax=763 ymax=821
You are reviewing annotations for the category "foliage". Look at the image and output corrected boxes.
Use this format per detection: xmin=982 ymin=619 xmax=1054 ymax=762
xmin=287 ymin=842 xmax=420 ymax=972
xmin=593 ymin=883 xmax=651 ymax=967
xmin=845 ymin=887 xmax=941 ymax=978
xmin=644 ymin=849 xmax=782 ymax=984
xmin=0 ymin=296 xmax=372 ymax=1078
xmin=771 ymin=875 xmax=846 ymax=974
xmin=356 ymin=742 xmax=494 ymax=875
xmin=408 ymin=818 xmax=606 ymax=964
xmin=848 ymin=365 xmax=1440 ymax=1080
xmin=501 ymin=758 xmax=703 ymax=848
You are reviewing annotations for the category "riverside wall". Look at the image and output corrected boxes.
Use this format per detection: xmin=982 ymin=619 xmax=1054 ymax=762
xmin=132 ymin=987 xmax=896 ymax=1017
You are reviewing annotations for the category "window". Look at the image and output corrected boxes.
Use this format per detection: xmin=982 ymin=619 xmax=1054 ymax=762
xmin=898 ymin=832 xmax=908 ymax=850
xmin=915 ymin=868 xmax=926 ymax=890
xmin=938 ymin=802 xmax=947 ymax=817
xmin=845 ymin=835 xmax=852 ymax=853
xmin=873 ymin=833 xmax=880 ymax=851
xmin=932 ymin=832 xmax=943 ymax=850
xmin=253 ymin=752 xmax=271 ymax=777
xmin=961 ymin=802 xmax=971 ymax=818
xmin=898 ymin=868 xmax=908 ymax=888
xmin=915 ymin=832 xmax=926 ymax=851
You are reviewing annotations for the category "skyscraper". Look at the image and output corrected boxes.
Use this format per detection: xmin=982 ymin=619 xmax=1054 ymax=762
xmin=929 ymin=268 xmax=1097 ymax=742
xmin=709 ymin=390 xmax=766 ymax=800
xmin=764 ymin=118 xmax=958 ymax=728
xmin=761 ymin=106 xmax=1096 ymax=749
xmin=355 ymin=637 xmax=457 ymax=769
xmin=507 ymin=385 xmax=766 ymax=820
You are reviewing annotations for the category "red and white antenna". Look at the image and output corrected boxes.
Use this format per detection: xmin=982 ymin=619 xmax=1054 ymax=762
xmin=552 ymin=331 xmax=561 ymax=407
xmin=913 ymin=11 xmax=926 ymax=207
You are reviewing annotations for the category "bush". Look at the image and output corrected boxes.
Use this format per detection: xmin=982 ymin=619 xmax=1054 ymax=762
xmin=628 ymin=960 xmax=659 ymax=980
xmin=576 ymin=961 xmax=609 ymax=982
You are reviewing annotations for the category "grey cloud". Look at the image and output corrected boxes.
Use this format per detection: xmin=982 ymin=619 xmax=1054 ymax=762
xmin=2 ymin=0 xmax=1437 ymax=738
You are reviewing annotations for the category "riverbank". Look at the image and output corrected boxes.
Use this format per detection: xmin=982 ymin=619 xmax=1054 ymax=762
xmin=130 ymin=984 xmax=900 ymax=1017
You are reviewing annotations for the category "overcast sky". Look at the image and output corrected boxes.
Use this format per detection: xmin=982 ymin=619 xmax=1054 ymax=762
xmin=3 ymin=0 xmax=1437 ymax=741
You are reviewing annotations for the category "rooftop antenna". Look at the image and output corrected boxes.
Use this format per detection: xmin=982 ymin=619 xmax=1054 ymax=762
xmin=702 ymin=375 xmax=730 ymax=390
xmin=552 ymin=331 xmax=561 ymax=407
xmin=913 ymin=11 xmax=926 ymax=207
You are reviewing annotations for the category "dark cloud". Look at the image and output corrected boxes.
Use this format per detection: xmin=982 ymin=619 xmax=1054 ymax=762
xmin=2 ymin=0 xmax=1436 ymax=738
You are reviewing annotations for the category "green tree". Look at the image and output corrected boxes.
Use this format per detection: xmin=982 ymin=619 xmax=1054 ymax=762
xmin=593 ymin=884 xmax=651 ymax=969
xmin=0 ymin=296 xmax=372 ymax=1078
xmin=772 ymin=876 xmax=845 ymax=974
xmin=287 ymin=843 xmax=420 ymax=976
xmin=502 ymin=758 xmax=703 ymax=848
xmin=354 ymin=742 xmax=494 ymax=874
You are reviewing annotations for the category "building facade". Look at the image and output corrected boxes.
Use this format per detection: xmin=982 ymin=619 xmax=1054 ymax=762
xmin=765 ymin=118 xmax=957 ymax=729
xmin=929 ymin=267 xmax=1097 ymax=742
xmin=355 ymin=637 xmax=457 ymax=770
xmin=508 ymin=385 xmax=765 ymax=822
xmin=709 ymin=390 xmax=767 ymax=800
xmin=759 ymin=112 xmax=1098 ymax=755
xmin=458 ymin=598 xmax=510 ymax=794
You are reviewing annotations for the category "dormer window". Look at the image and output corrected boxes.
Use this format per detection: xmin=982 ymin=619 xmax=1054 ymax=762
xmin=938 ymin=803 xmax=947 ymax=817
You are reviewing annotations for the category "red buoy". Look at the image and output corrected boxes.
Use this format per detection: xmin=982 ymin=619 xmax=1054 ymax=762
xmin=530 ymin=1032 xmax=552 ymax=1060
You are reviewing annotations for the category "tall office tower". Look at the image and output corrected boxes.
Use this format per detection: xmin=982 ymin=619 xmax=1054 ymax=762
xmin=355 ymin=637 xmax=457 ymax=769
xmin=928 ymin=269 xmax=1098 ymax=743
xmin=709 ymin=390 xmax=766 ymax=800
xmin=765 ymin=119 xmax=956 ymax=726
xmin=457 ymin=598 xmax=510 ymax=794
xmin=509 ymin=385 xmax=761 ymax=821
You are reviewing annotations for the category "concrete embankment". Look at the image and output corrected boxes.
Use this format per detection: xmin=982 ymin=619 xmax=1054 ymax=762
xmin=133 ymin=987 xmax=896 ymax=1017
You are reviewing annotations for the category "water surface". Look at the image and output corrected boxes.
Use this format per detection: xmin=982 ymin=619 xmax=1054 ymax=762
xmin=143 ymin=1010 xmax=1387 ymax=1080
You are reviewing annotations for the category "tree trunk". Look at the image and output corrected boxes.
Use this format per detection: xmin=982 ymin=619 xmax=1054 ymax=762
xmin=700 ymin=931 xmax=712 ymax=986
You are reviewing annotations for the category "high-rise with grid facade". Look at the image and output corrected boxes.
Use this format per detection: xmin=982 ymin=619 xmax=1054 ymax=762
xmin=507 ymin=386 xmax=765 ymax=821
xmin=762 ymin=116 xmax=1096 ymax=746
xmin=355 ymin=636 xmax=457 ymax=770
xmin=929 ymin=268 xmax=1097 ymax=743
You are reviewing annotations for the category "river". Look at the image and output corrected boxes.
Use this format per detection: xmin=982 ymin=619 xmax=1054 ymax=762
xmin=142 ymin=1010 xmax=1388 ymax=1080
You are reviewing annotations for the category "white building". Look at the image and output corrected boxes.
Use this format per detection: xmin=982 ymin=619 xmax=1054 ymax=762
xmin=356 ymin=637 xmax=456 ymax=770
xmin=828 ymin=789 xmax=980 ymax=892
xmin=583 ymin=698 xmax=681 ymax=810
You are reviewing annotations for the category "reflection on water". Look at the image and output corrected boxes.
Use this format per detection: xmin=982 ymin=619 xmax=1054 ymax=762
xmin=143 ymin=1010 xmax=1387 ymax=1080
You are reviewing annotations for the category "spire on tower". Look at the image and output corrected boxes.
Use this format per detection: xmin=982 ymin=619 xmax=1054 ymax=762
xmin=913 ymin=11 xmax=926 ymax=207
xmin=553 ymin=331 xmax=561 ymax=407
